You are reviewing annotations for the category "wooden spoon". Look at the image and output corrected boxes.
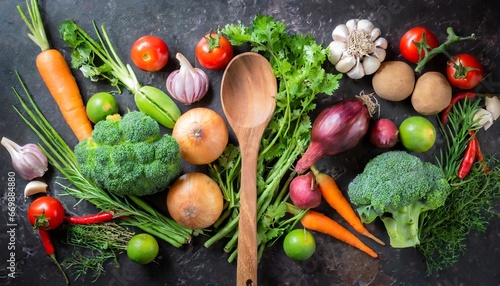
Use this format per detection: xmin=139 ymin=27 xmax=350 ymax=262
xmin=221 ymin=52 xmax=277 ymax=286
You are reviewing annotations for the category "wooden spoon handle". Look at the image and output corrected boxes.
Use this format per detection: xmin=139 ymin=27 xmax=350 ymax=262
xmin=236 ymin=146 xmax=259 ymax=286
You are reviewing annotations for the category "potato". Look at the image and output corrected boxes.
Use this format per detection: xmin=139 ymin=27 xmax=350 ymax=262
xmin=372 ymin=61 xmax=415 ymax=101
xmin=411 ymin=72 xmax=452 ymax=115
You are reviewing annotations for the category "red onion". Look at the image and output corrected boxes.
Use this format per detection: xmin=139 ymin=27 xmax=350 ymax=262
xmin=369 ymin=118 xmax=399 ymax=148
xmin=295 ymin=96 xmax=376 ymax=173
xmin=289 ymin=171 xmax=321 ymax=210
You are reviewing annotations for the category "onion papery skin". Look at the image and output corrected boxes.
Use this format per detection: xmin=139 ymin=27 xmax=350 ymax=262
xmin=166 ymin=172 xmax=224 ymax=230
xmin=172 ymin=108 xmax=228 ymax=165
xmin=295 ymin=100 xmax=370 ymax=173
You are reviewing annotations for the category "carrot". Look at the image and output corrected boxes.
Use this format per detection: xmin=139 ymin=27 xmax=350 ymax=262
xmin=300 ymin=209 xmax=378 ymax=258
xmin=311 ymin=165 xmax=385 ymax=246
xmin=18 ymin=0 xmax=92 ymax=141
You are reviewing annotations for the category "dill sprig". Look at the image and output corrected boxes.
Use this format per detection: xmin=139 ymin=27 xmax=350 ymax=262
xmin=62 ymin=222 xmax=134 ymax=282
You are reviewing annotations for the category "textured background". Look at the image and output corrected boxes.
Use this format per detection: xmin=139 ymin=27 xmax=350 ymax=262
xmin=0 ymin=0 xmax=499 ymax=285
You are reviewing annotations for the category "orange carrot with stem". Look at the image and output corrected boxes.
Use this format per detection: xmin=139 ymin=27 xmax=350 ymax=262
xmin=311 ymin=165 xmax=385 ymax=246
xmin=18 ymin=0 xmax=92 ymax=141
xmin=300 ymin=209 xmax=378 ymax=258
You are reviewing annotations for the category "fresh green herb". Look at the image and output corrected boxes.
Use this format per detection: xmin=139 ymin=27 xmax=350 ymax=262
xmin=59 ymin=20 xmax=138 ymax=92
xmin=62 ymin=222 xmax=134 ymax=281
xmin=11 ymin=71 xmax=192 ymax=248
xmin=205 ymin=15 xmax=341 ymax=262
xmin=418 ymin=98 xmax=500 ymax=275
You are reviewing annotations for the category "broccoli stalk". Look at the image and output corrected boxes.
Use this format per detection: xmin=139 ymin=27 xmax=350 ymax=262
xmin=380 ymin=201 xmax=426 ymax=248
xmin=348 ymin=151 xmax=451 ymax=248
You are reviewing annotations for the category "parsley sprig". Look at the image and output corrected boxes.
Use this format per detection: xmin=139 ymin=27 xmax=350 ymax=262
xmin=205 ymin=15 xmax=342 ymax=262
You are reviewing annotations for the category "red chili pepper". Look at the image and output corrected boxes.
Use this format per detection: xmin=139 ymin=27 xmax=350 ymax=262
xmin=457 ymin=133 xmax=477 ymax=179
xmin=440 ymin=91 xmax=476 ymax=124
xmin=474 ymin=136 xmax=489 ymax=173
xmin=38 ymin=229 xmax=69 ymax=284
xmin=38 ymin=228 xmax=54 ymax=256
xmin=64 ymin=211 xmax=117 ymax=224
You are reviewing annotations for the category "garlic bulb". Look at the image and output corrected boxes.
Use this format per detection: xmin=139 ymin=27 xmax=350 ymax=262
xmin=166 ymin=53 xmax=209 ymax=105
xmin=1 ymin=137 xmax=48 ymax=180
xmin=328 ymin=19 xmax=388 ymax=79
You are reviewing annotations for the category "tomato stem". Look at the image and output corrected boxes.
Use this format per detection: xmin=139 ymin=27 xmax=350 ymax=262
xmin=415 ymin=27 xmax=475 ymax=73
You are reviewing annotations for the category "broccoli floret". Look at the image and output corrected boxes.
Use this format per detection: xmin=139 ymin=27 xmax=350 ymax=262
xmin=347 ymin=151 xmax=450 ymax=248
xmin=74 ymin=111 xmax=181 ymax=196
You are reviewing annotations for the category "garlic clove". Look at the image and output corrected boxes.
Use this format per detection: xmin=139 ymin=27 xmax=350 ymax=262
xmin=374 ymin=37 xmax=388 ymax=49
xmin=346 ymin=19 xmax=359 ymax=34
xmin=24 ymin=181 xmax=48 ymax=197
xmin=485 ymin=96 xmax=500 ymax=120
xmin=373 ymin=47 xmax=387 ymax=62
xmin=1 ymin=137 xmax=48 ymax=180
xmin=328 ymin=41 xmax=347 ymax=64
xmin=473 ymin=108 xmax=494 ymax=130
xmin=362 ymin=56 xmax=382 ymax=75
xmin=370 ymin=28 xmax=382 ymax=41
xmin=335 ymin=56 xmax=356 ymax=73
xmin=331 ymin=24 xmax=349 ymax=42
xmin=357 ymin=19 xmax=375 ymax=33
xmin=346 ymin=59 xmax=365 ymax=79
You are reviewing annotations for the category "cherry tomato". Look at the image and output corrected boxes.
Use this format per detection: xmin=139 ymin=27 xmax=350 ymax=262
xmin=28 ymin=196 xmax=65 ymax=230
xmin=446 ymin=54 xmax=484 ymax=89
xmin=195 ymin=32 xmax=234 ymax=70
xmin=399 ymin=27 xmax=439 ymax=64
xmin=131 ymin=35 xmax=169 ymax=72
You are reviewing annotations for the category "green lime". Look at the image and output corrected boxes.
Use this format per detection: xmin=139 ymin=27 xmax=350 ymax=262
xmin=127 ymin=233 xmax=159 ymax=265
xmin=399 ymin=116 xmax=436 ymax=152
xmin=86 ymin=92 xmax=119 ymax=123
xmin=283 ymin=228 xmax=316 ymax=261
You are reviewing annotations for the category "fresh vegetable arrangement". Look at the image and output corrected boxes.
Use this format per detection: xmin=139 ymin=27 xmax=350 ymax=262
xmin=12 ymin=71 xmax=193 ymax=250
xmin=59 ymin=20 xmax=181 ymax=129
xmin=3 ymin=0 xmax=500 ymax=284
xmin=418 ymin=98 xmax=500 ymax=274
xmin=205 ymin=15 xmax=342 ymax=262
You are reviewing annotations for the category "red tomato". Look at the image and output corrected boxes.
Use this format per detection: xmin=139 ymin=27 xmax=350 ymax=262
xmin=446 ymin=54 xmax=484 ymax=89
xmin=28 ymin=196 xmax=65 ymax=230
xmin=195 ymin=32 xmax=234 ymax=70
xmin=131 ymin=35 xmax=169 ymax=72
xmin=399 ymin=27 xmax=439 ymax=63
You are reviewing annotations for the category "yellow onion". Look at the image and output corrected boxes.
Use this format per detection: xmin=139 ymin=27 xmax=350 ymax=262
xmin=166 ymin=172 xmax=224 ymax=229
xmin=172 ymin=107 xmax=228 ymax=165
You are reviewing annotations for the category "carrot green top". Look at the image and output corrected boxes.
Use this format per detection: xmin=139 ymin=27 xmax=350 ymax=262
xmin=18 ymin=0 xmax=50 ymax=51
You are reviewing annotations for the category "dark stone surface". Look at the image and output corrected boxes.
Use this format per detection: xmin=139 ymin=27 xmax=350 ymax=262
xmin=0 ymin=0 xmax=499 ymax=285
